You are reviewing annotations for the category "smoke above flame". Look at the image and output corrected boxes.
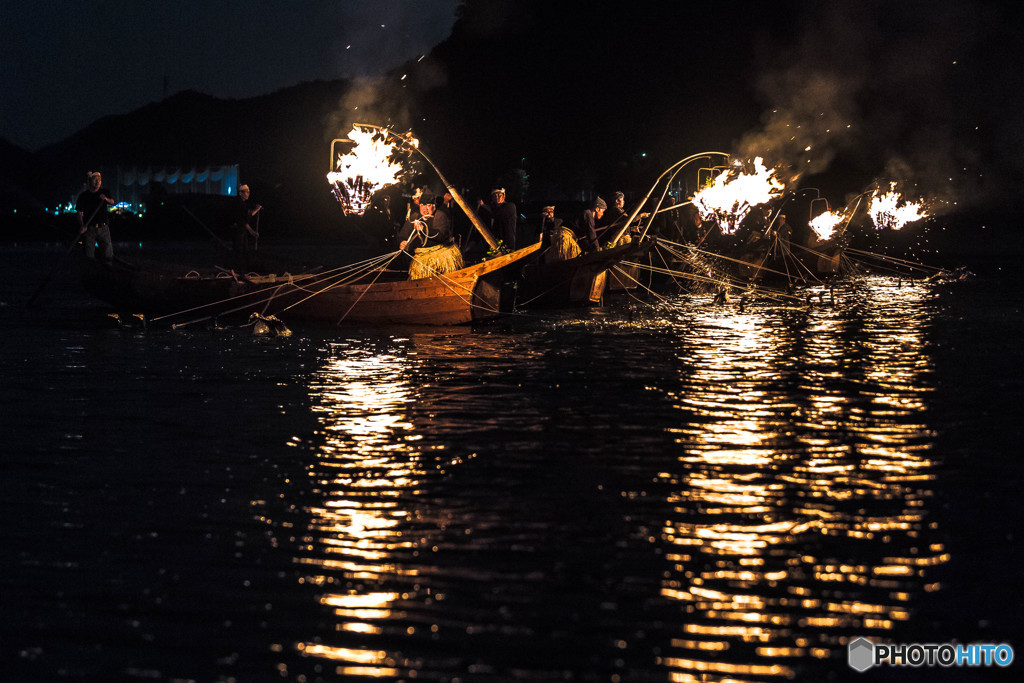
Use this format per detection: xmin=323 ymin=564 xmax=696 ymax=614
xmin=692 ymin=158 xmax=785 ymax=235
xmin=728 ymin=2 xmax=995 ymax=214
xmin=736 ymin=68 xmax=861 ymax=188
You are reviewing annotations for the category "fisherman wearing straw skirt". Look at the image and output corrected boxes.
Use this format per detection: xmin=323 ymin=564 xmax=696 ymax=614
xmin=398 ymin=191 xmax=463 ymax=280
xmin=540 ymin=204 xmax=581 ymax=264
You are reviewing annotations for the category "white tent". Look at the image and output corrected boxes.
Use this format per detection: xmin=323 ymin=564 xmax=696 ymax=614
xmin=116 ymin=165 xmax=239 ymax=206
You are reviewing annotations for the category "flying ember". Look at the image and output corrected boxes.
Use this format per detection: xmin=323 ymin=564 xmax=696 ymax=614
xmin=327 ymin=127 xmax=409 ymax=216
xmin=692 ymin=157 xmax=785 ymax=234
xmin=868 ymin=183 xmax=928 ymax=230
xmin=809 ymin=210 xmax=845 ymax=241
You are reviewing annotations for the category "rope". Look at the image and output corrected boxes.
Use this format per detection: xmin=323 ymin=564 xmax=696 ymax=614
xmin=275 ymin=252 xmax=402 ymax=314
xmin=610 ymin=262 xmax=676 ymax=307
xmin=258 ymin=259 xmax=391 ymax=314
xmin=845 ymin=247 xmax=950 ymax=276
xmin=654 ymin=240 xmax=753 ymax=292
xmin=515 ymin=277 xmax=577 ymax=308
xmin=331 ymin=248 xmax=501 ymax=325
xmin=778 ymin=241 xmax=823 ymax=284
xmin=404 ymin=249 xmax=500 ymax=315
xmin=334 ymin=252 xmax=403 ymax=325
xmin=159 ymin=252 xmax=401 ymax=327
xmin=657 ymin=236 xmax=840 ymax=295
xmin=628 ymin=242 xmax=807 ymax=306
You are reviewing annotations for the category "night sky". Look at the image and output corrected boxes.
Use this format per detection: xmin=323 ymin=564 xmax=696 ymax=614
xmin=0 ymin=0 xmax=462 ymax=150
xmin=3 ymin=0 xmax=1022 ymax=212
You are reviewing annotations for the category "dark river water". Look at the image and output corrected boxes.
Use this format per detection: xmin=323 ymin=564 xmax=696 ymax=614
xmin=1 ymin=240 xmax=1021 ymax=682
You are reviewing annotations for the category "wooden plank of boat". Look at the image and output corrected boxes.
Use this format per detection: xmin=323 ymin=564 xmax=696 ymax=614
xmin=76 ymin=240 xmax=540 ymax=326
xmin=517 ymin=238 xmax=651 ymax=309
xmin=607 ymin=261 xmax=641 ymax=293
xmin=76 ymin=254 xmax=263 ymax=313
xmin=276 ymin=241 xmax=540 ymax=325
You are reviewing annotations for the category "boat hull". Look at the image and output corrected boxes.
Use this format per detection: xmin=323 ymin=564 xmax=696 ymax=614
xmin=516 ymin=239 xmax=652 ymax=309
xmin=77 ymin=242 xmax=541 ymax=327
xmin=77 ymin=256 xmax=264 ymax=314
xmin=278 ymin=244 xmax=537 ymax=325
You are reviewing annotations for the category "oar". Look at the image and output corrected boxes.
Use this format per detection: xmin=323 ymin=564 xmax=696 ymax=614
xmin=25 ymin=235 xmax=84 ymax=307
xmin=26 ymin=200 xmax=106 ymax=307
xmin=182 ymin=206 xmax=232 ymax=251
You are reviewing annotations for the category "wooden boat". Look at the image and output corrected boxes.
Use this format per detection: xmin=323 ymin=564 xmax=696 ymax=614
xmin=275 ymin=241 xmax=540 ymax=325
xmin=74 ymin=255 xmax=292 ymax=315
xmin=606 ymin=255 xmax=645 ymax=294
xmin=76 ymin=241 xmax=541 ymax=326
xmin=514 ymin=237 xmax=653 ymax=309
xmin=695 ymin=229 xmax=849 ymax=284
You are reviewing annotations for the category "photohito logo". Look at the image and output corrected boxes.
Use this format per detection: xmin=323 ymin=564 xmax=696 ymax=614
xmin=848 ymin=637 xmax=1014 ymax=672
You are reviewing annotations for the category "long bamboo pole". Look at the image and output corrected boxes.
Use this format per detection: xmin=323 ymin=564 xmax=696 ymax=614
xmin=609 ymin=152 xmax=731 ymax=246
xmin=354 ymin=123 xmax=499 ymax=249
xmin=26 ymin=197 xmax=108 ymax=307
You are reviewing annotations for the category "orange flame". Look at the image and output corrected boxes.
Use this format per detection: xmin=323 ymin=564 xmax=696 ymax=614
xmin=692 ymin=158 xmax=785 ymax=235
xmin=808 ymin=210 xmax=845 ymax=241
xmin=327 ymin=127 xmax=411 ymax=215
xmin=868 ymin=183 xmax=928 ymax=230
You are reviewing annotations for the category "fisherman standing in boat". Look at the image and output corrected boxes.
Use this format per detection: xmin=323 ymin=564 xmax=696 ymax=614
xmin=434 ymin=190 xmax=455 ymax=245
xmin=75 ymin=171 xmax=117 ymax=264
xmin=770 ymin=213 xmax=792 ymax=259
xmin=678 ymin=205 xmax=703 ymax=243
xmin=399 ymin=191 xmax=445 ymax=250
xmin=398 ymin=191 xmax=462 ymax=279
xmin=231 ymin=184 xmax=262 ymax=264
xmin=539 ymin=205 xmax=561 ymax=250
xmin=603 ymin=192 xmax=627 ymax=229
xmin=478 ymin=187 xmax=518 ymax=251
xmin=539 ymin=204 xmax=582 ymax=264
xmin=574 ymin=196 xmax=606 ymax=253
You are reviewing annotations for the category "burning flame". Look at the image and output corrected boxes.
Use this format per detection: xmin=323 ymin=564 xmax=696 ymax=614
xmin=692 ymin=158 xmax=785 ymax=235
xmin=808 ymin=210 xmax=845 ymax=241
xmin=327 ymin=127 xmax=412 ymax=215
xmin=868 ymin=183 xmax=928 ymax=231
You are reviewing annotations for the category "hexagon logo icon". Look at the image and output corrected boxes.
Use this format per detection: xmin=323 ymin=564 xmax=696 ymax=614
xmin=848 ymin=637 xmax=876 ymax=672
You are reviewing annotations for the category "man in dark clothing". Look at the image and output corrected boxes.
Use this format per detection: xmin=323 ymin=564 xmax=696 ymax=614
xmin=479 ymin=187 xmax=518 ymax=251
xmin=397 ymin=191 xmax=451 ymax=251
xmin=603 ymin=191 xmax=627 ymax=229
xmin=75 ymin=171 xmax=117 ymax=264
xmin=575 ymin=196 xmax=606 ymax=253
xmin=601 ymin=190 xmax=648 ymax=242
xmin=231 ymin=184 xmax=262 ymax=258
xmin=539 ymin=205 xmax=562 ymax=251
xmin=679 ymin=205 xmax=704 ymax=243
xmin=771 ymin=213 xmax=793 ymax=258
xmin=433 ymin=190 xmax=455 ymax=244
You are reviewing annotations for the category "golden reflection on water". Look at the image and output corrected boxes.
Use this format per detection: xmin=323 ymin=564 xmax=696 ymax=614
xmin=262 ymin=279 xmax=949 ymax=680
xmin=290 ymin=346 xmax=431 ymax=678
xmin=659 ymin=278 xmax=946 ymax=681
